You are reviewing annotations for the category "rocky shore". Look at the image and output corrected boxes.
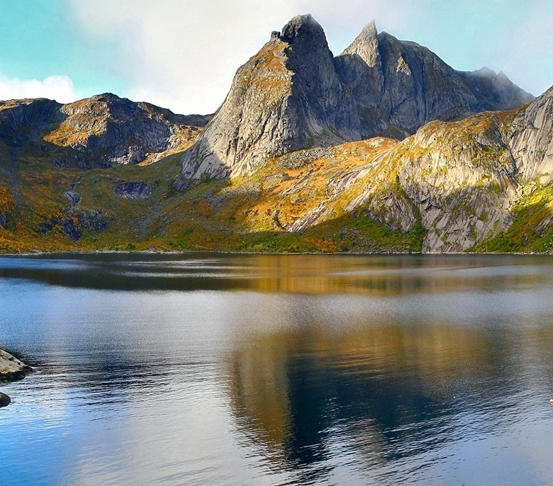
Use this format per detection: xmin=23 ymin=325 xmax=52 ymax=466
xmin=0 ymin=349 xmax=32 ymax=406
xmin=0 ymin=348 xmax=32 ymax=380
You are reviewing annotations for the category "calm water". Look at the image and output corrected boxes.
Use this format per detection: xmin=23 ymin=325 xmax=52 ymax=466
xmin=1 ymin=253 xmax=553 ymax=485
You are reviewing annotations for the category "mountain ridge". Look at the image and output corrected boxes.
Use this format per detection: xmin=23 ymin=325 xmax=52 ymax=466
xmin=0 ymin=93 xmax=210 ymax=168
xmin=0 ymin=14 xmax=551 ymax=254
xmin=179 ymin=14 xmax=533 ymax=185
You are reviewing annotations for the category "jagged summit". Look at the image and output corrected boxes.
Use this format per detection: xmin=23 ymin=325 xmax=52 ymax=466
xmin=178 ymin=14 xmax=361 ymax=186
xmin=178 ymin=14 xmax=533 ymax=184
xmin=341 ymin=21 xmax=380 ymax=65
xmin=280 ymin=14 xmax=325 ymax=43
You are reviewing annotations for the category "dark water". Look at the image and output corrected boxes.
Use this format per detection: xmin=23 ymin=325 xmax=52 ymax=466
xmin=1 ymin=253 xmax=553 ymax=485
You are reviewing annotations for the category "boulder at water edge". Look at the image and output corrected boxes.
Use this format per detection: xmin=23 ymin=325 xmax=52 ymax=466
xmin=0 ymin=392 xmax=11 ymax=407
xmin=0 ymin=348 xmax=32 ymax=381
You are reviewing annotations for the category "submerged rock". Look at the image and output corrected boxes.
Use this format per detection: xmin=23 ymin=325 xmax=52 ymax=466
xmin=0 ymin=349 xmax=33 ymax=381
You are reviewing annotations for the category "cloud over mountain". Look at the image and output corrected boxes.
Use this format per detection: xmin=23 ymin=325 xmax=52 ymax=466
xmin=0 ymin=75 xmax=77 ymax=104
xmin=66 ymin=0 xmax=553 ymax=115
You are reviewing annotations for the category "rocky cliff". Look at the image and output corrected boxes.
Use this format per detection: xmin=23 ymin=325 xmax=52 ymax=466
xmin=336 ymin=27 xmax=533 ymax=138
xmin=509 ymin=85 xmax=553 ymax=185
xmin=179 ymin=15 xmax=532 ymax=185
xmin=178 ymin=15 xmax=361 ymax=186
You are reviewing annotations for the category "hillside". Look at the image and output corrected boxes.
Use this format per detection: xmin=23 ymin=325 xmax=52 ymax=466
xmin=0 ymin=15 xmax=552 ymax=254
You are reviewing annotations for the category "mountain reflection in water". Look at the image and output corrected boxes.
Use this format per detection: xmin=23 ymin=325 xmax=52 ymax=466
xmin=1 ymin=254 xmax=553 ymax=485
xmin=0 ymin=253 xmax=548 ymax=295
xmin=227 ymin=318 xmax=553 ymax=484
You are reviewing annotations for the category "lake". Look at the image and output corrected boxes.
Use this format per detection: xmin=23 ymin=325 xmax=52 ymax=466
xmin=1 ymin=253 xmax=553 ymax=485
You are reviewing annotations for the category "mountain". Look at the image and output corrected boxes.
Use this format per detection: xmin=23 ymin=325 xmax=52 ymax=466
xmin=178 ymin=15 xmax=532 ymax=186
xmin=0 ymin=14 xmax=552 ymax=255
xmin=0 ymin=94 xmax=210 ymax=168
xmin=336 ymin=25 xmax=533 ymax=136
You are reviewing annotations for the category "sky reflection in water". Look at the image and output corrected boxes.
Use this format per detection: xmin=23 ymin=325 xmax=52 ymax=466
xmin=0 ymin=254 xmax=553 ymax=485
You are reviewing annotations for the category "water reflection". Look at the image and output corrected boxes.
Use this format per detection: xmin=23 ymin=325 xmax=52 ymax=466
xmin=1 ymin=254 xmax=553 ymax=485
xmin=227 ymin=319 xmax=553 ymax=483
xmin=0 ymin=253 xmax=551 ymax=295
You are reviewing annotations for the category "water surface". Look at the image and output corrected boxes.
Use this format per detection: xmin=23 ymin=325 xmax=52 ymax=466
xmin=1 ymin=254 xmax=553 ymax=485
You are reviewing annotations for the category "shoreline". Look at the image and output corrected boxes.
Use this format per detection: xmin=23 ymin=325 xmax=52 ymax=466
xmin=0 ymin=249 xmax=552 ymax=258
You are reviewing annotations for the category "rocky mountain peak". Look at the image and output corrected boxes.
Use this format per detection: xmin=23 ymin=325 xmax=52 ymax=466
xmin=341 ymin=21 xmax=380 ymax=67
xmin=460 ymin=67 xmax=534 ymax=111
xmin=280 ymin=14 xmax=326 ymax=44
xmin=179 ymin=14 xmax=534 ymax=185
xmin=178 ymin=14 xmax=361 ymax=186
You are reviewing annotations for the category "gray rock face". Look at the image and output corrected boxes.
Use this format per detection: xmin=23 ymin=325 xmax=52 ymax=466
xmin=509 ymin=85 xmax=553 ymax=185
xmin=335 ymin=28 xmax=534 ymax=139
xmin=0 ymin=98 xmax=63 ymax=147
xmin=399 ymin=118 xmax=519 ymax=252
xmin=180 ymin=14 xmax=361 ymax=185
xmin=180 ymin=16 xmax=533 ymax=184
xmin=333 ymin=22 xmax=386 ymax=134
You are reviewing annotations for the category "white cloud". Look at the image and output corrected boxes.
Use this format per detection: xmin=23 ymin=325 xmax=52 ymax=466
xmin=65 ymin=0 xmax=552 ymax=114
xmin=66 ymin=0 xmax=420 ymax=115
xmin=67 ymin=0 xmax=299 ymax=114
xmin=0 ymin=75 xmax=78 ymax=104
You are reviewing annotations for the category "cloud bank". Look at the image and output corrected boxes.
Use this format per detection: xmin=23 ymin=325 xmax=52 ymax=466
xmin=66 ymin=0 xmax=420 ymax=114
xmin=65 ymin=0 xmax=552 ymax=114
xmin=0 ymin=75 xmax=78 ymax=103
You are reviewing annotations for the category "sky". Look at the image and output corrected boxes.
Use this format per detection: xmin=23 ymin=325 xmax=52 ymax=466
xmin=0 ymin=0 xmax=551 ymax=115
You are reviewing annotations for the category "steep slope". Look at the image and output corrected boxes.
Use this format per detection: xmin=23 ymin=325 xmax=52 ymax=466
xmin=219 ymin=111 xmax=520 ymax=253
xmin=179 ymin=15 xmax=532 ymax=185
xmin=509 ymin=85 xmax=553 ymax=184
xmin=472 ymin=86 xmax=553 ymax=252
xmin=178 ymin=15 xmax=361 ymax=186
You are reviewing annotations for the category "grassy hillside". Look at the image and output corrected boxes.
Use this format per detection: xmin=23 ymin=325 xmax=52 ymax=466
xmin=0 ymin=136 xmax=428 ymax=253
xmin=1 ymin=102 xmax=553 ymax=254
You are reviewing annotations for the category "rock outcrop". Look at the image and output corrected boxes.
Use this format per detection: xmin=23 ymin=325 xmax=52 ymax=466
xmin=509 ymin=85 xmax=553 ymax=185
xmin=179 ymin=15 xmax=533 ymax=184
xmin=114 ymin=181 xmax=158 ymax=200
xmin=0 ymin=392 xmax=10 ymax=407
xmin=0 ymin=349 xmax=32 ymax=381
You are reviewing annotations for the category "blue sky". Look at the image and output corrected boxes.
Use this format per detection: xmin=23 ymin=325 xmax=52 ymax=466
xmin=0 ymin=0 xmax=551 ymax=114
